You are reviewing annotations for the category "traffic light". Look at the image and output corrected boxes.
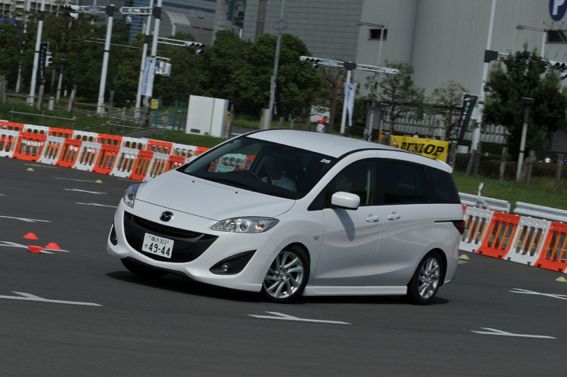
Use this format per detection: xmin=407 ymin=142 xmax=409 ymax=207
xmin=547 ymin=60 xmax=567 ymax=79
xmin=300 ymin=56 xmax=321 ymax=68
xmin=62 ymin=4 xmax=80 ymax=19
xmin=184 ymin=41 xmax=205 ymax=54
xmin=45 ymin=51 xmax=53 ymax=68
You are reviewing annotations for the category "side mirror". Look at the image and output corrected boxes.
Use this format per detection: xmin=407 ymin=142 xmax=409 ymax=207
xmin=331 ymin=192 xmax=360 ymax=210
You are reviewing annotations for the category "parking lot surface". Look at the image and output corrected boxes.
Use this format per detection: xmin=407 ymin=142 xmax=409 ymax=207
xmin=1 ymin=157 xmax=566 ymax=377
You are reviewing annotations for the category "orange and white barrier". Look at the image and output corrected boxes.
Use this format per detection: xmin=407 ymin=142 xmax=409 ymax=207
xmin=74 ymin=141 xmax=101 ymax=171
xmin=506 ymin=217 xmax=550 ymax=266
xmin=536 ymin=222 xmax=567 ymax=273
xmin=0 ymin=128 xmax=20 ymax=158
xmin=477 ymin=212 xmax=520 ymax=259
xmin=461 ymin=207 xmax=494 ymax=253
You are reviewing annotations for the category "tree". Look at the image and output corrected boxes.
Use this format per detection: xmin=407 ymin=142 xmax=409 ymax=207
xmin=484 ymin=48 xmax=567 ymax=156
xmin=430 ymin=80 xmax=467 ymax=140
xmin=365 ymin=61 xmax=424 ymax=132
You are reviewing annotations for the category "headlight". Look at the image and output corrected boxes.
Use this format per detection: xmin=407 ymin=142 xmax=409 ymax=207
xmin=123 ymin=183 xmax=142 ymax=208
xmin=211 ymin=217 xmax=279 ymax=233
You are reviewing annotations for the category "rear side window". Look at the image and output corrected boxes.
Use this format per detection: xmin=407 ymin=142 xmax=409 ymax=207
xmin=427 ymin=167 xmax=460 ymax=204
xmin=377 ymin=159 xmax=427 ymax=205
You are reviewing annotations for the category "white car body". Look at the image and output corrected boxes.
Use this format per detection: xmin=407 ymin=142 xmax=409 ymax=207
xmin=107 ymin=130 xmax=462 ymax=300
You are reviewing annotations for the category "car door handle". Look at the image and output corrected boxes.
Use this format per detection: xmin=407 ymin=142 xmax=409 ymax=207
xmin=366 ymin=215 xmax=380 ymax=223
xmin=387 ymin=213 xmax=400 ymax=221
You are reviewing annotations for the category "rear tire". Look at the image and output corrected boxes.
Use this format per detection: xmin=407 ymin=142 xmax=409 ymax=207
xmin=121 ymin=258 xmax=167 ymax=279
xmin=407 ymin=252 xmax=443 ymax=305
xmin=262 ymin=247 xmax=309 ymax=303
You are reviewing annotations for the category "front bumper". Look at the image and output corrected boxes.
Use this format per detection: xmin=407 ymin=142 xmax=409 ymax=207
xmin=107 ymin=200 xmax=278 ymax=292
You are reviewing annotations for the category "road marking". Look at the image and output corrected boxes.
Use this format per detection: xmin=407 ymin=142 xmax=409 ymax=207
xmin=0 ymin=241 xmax=70 ymax=253
xmin=76 ymin=202 xmax=117 ymax=209
xmin=0 ymin=215 xmax=51 ymax=223
xmin=0 ymin=193 xmax=5 ymax=197
xmin=64 ymin=188 xmax=107 ymax=195
xmin=25 ymin=163 xmax=56 ymax=169
xmin=249 ymin=311 xmax=350 ymax=325
xmin=510 ymin=288 xmax=567 ymax=301
xmin=54 ymin=177 xmax=97 ymax=183
xmin=471 ymin=327 xmax=556 ymax=340
xmin=0 ymin=291 xmax=101 ymax=307
xmin=458 ymin=261 xmax=468 ymax=265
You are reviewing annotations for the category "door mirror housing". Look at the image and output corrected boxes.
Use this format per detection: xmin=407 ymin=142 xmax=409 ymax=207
xmin=331 ymin=192 xmax=360 ymax=210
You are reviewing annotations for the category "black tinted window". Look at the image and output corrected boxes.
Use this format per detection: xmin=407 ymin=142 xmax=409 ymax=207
xmin=378 ymin=159 xmax=427 ymax=205
xmin=315 ymin=159 xmax=375 ymax=208
xmin=427 ymin=167 xmax=460 ymax=204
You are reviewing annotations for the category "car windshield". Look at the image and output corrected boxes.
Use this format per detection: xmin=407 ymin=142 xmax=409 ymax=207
xmin=180 ymin=136 xmax=337 ymax=200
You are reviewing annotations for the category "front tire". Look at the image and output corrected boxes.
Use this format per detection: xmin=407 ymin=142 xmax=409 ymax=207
xmin=121 ymin=258 xmax=167 ymax=279
xmin=407 ymin=252 xmax=443 ymax=305
xmin=262 ymin=247 xmax=309 ymax=302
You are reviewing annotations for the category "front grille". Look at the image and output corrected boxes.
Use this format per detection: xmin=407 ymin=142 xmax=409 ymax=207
xmin=123 ymin=212 xmax=217 ymax=263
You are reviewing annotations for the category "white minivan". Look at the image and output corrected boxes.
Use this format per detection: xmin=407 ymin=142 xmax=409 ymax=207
xmin=107 ymin=130 xmax=463 ymax=304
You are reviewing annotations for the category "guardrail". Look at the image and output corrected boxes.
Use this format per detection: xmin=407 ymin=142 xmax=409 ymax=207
xmin=514 ymin=202 xmax=567 ymax=223
xmin=459 ymin=192 xmax=511 ymax=213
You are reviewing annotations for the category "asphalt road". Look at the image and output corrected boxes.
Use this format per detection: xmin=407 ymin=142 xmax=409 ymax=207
xmin=1 ymin=157 xmax=567 ymax=377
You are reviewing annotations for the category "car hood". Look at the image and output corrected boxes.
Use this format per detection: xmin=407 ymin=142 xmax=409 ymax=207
xmin=136 ymin=170 xmax=295 ymax=221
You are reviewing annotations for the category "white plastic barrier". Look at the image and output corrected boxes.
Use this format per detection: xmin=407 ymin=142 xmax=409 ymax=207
xmin=513 ymin=202 xmax=567 ymax=223
xmin=23 ymin=124 xmax=49 ymax=135
xmin=111 ymin=148 xmax=139 ymax=178
xmin=74 ymin=141 xmax=101 ymax=172
xmin=461 ymin=206 xmax=494 ymax=253
xmin=459 ymin=192 xmax=510 ymax=213
xmin=0 ymin=129 xmax=20 ymax=158
xmin=38 ymin=135 xmax=66 ymax=165
xmin=506 ymin=216 xmax=550 ymax=266
xmin=72 ymin=130 xmax=99 ymax=142
xmin=145 ymin=152 xmax=170 ymax=181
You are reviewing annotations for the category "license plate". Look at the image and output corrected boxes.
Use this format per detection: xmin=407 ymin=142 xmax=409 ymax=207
xmin=142 ymin=233 xmax=174 ymax=259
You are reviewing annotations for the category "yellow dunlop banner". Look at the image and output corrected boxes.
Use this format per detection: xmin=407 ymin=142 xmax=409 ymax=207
xmin=390 ymin=135 xmax=449 ymax=161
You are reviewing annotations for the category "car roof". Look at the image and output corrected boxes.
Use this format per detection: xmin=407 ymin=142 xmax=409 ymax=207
xmin=247 ymin=129 xmax=398 ymax=158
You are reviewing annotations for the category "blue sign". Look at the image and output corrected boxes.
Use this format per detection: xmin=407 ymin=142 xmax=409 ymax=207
xmin=550 ymin=0 xmax=567 ymax=21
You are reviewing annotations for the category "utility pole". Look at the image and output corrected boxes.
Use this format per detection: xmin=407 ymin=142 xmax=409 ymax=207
xmin=267 ymin=0 xmax=286 ymax=128
xmin=96 ymin=4 xmax=115 ymax=115
xmin=27 ymin=0 xmax=46 ymax=105
xmin=516 ymin=97 xmax=534 ymax=181
xmin=15 ymin=0 xmax=31 ymax=93
xmin=472 ymin=0 xmax=497 ymax=152
xmin=135 ymin=0 xmax=153 ymax=119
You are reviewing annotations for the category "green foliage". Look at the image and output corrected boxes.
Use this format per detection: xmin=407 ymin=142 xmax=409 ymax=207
xmin=365 ymin=61 xmax=424 ymax=131
xmin=0 ymin=23 xmax=22 ymax=83
xmin=430 ymin=80 xmax=466 ymax=140
xmin=484 ymin=48 xmax=567 ymax=157
xmin=1 ymin=18 xmax=319 ymax=117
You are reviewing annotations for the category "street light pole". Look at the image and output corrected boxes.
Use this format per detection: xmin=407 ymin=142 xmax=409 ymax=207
xmin=96 ymin=4 xmax=115 ymax=115
xmin=144 ymin=0 xmax=162 ymax=104
xmin=267 ymin=0 xmax=286 ymax=128
xmin=339 ymin=69 xmax=352 ymax=135
xmin=27 ymin=0 xmax=45 ymax=105
xmin=472 ymin=0 xmax=497 ymax=152
xmin=516 ymin=97 xmax=534 ymax=181
xmin=135 ymin=0 xmax=153 ymax=118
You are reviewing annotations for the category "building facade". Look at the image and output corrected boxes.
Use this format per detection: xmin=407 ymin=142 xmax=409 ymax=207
xmin=242 ymin=0 xmax=564 ymax=97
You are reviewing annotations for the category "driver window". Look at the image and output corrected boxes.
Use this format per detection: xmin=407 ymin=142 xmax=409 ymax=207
xmin=324 ymin=159 xmax=375 ymax=207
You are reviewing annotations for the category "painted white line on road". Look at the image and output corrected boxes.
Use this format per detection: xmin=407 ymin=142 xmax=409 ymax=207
xmin=0 ymin=291 xmax=101 ymax=307
xmin=0 ymin=241 xmax=71 ymax=253
xmin=64 ymin=188 xmax=107 ymax=195
xmin=54 ymin=177 xmax=96 ymax=183
xmin=25 ymin=163 xmax=57 ymax=169
xmin=0 ymin=215 xmax=51 ymax=223
xmin=471 ymin=327 xmax=556 ymax=340
xmin=249 ymin=311 xmax=350 ymax=325
xmin=0 ymin=193 xmax=5 ymax=196
xmin=76 ymin=202 xmax=117 ymax=209
xmin=510 ymin=288 xmax=567 ymax=301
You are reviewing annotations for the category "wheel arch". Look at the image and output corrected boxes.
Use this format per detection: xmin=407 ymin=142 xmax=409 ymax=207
xmin=424 ymin=248 xmax=447 ymax=286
